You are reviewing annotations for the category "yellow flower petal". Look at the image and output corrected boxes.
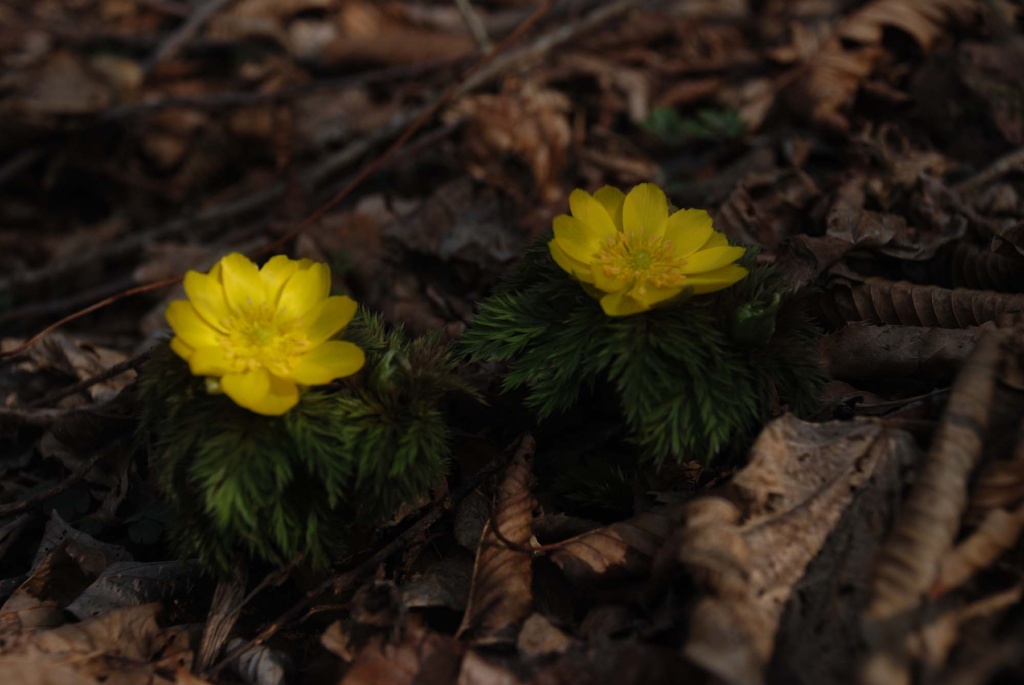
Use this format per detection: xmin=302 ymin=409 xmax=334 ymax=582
xmin=221 ymin=368 xmax=299 ymax=415
xmin=290 ymin=341 xmax=365 ymax=385
xmin=169 ymin=336 xmax=194 ymax=360
xmin=260 ymin=255 xmax=300 ymax=304
xmin=189 ymin=346 xmax=238 ymax=376
xmin=569 ymin=189 xmax=617 ymax=241
xmin=683 ymin=264 xmax=749 ymax=294
xmin=301 ymin=296 xmax=359 ymax=346
xmin=628 ymin=283 xmax=684 ymax=309
xmin=700 ymin=231 xmax=729 ymax=249
xmin=681 ymin=246 xmax=747 ymax=274
xmin=166 ymin=300 xmax=221 ymax=349
xmin=599 ymin=290 xmax=648 ymax=317
xmin=552 ymin=214 xmax=603 ymax=263
xmin=590 ymin=262 xmax=628 ymax=293
xmin=622 ymin=183 xmax=668 ymax=239
xmin=220 ymin=253 xmax=266 ymax=311
xmin=277 ymin=263 xmax=329 ymax=321
xmin=550 ymin=239 xmax=595 ymax=284
xmin=183 ymin=271 xmax=231 ymax=332
xmin=593 ymin=186 xmax=626 ymax=230
xmin=665 ymin=209 xmax=714 ymax=258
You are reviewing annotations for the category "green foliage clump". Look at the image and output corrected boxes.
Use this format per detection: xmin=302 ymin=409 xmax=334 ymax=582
xmin=139 ymin=311 xmax=474 ymax=576
xmin=642 ymin=107 xmax=746 ymax=145
xmin=462 ymin=240 xmax=823 ymax=465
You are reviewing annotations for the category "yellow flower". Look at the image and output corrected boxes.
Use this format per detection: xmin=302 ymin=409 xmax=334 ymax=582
xmin=548 ymin=183 xmax=748 ymax=316
xmin=166 ymin=253 xmax=365 ymax=416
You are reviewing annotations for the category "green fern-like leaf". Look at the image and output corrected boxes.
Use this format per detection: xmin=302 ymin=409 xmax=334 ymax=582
xmin=463 ymin=243 xmax=824 ymax=465
xmin=138 ymin=311 xmax=473 ymax=576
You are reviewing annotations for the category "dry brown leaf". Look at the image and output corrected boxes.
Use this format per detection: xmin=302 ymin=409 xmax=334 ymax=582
xmin=321 ymin=1 xmax=473 ymax=66
xmin=4 ymin=332 xmax=136 ymax=404
xmin=456 ymin=650 xmax=521 ymax=685
xmin=968 ymin=427 xmax=1024 ymax=514
xmin=340 ymin=616 xmax=463 ymax=685
xmin=659 ymin=415 xmax=915 ymax=685
xmin=445 ymin=80 xmax=572 ymax=204
xmin=933 ymin=502 xmax=1024 ymax=596
xmin=826 ymin=176 xmax=965 ymax=261
xmin=952 ymin=241 xmax=1024 ymax=293
xmin=712 ymin=168 xmax=820 ymax=250
xmin=0 ymin=544 xmax=81 ymax=635
xmin=517 ymin=613 xmax=574 ymax=659
xmin=820 ymin=323 xmax=986 ymax=381
xmin=66 ymin=560 xmax=202 ymax=621
xmin=456 ymin=445 xmax=535 ymax=644
xmin=863 ymin=331 xmax=1004 ymax=685
xmin=548 ymin=504 xmax=687 ymax=588
xmin=789 ymin=0 xmax=981 ymax=131
xmin=0 ymin=650 xmax=95 ymax=685
xmin=816 ymin=278 xmax=1024 ymax=329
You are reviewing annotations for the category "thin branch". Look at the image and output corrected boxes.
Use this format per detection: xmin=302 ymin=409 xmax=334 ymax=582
xmin=954 ymin=146 xmax=1024 ymax=195
xmin=454 ymin=0 xmax=492 ymax=52
xmin=141 ymin=0 xmax=236 ymax=76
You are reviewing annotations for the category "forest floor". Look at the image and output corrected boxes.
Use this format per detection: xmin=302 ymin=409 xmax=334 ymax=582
xmin=2 ymin=0 xmax=1024 ymax=683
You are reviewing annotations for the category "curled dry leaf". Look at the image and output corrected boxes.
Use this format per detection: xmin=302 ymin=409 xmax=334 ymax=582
xmin=658 ymin=415 xmax=914 ymax=685
xmin=712 ymin=168 xmax=820 ymax=250
xmin=548 ymin=504 xmax=688 ymax=588
xmin=952 ymin=242 xmax=1024 ymax=293
xmin=820 ymin=323 xmax=986 ymax=381
xmin=339 ymin=616 xmax=463 ymax=685
xmin=932 ymin=418 xmax=1024 ymax=595
xmin=826 ymin=176 xmax=966 ymax=261
xmin=0 ymin=603 xmax=162 ymax=676
xmin=967 ymin=423 xmax=1024 ymax=515
xmin=816 ymin=278 xmax=1024 ymax=329
xmin=32 ymin=511 xmax=132 ymax=577
xmin=4 ymin=332 xmax=136 ymax=403
xmin=456 ymin=442 xmax=535 ymax=644
xmin=445 ymin=80 xmax=572 ymax=204
xmin=788 ymin=0 xmax=981 ymax=131
xmin=0 ymin=544 xmax=82 ymax=635
xmin=933 ymin=501 xmax=1024 ymax=597
xmin=66 ymin=560 xmax=203 ymax=620
xmin=863 ymin=331 xmax=1004 ymax=685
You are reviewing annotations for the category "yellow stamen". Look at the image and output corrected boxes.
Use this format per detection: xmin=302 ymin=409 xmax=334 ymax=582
xmin=220 ymin=302 xmax=312 ymax=376
xmin=593 ymin=232 xmax=688 ymax=292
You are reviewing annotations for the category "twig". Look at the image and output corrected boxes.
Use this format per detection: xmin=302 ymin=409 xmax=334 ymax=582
xmin=455 ymin=0 xmax=649 ymax=97
xmin=0 ymin=148 xmax=47 ymax=188
xmin=0 ymin=277 xmax=181 ymax=363
xmin=100 ymin=60 xmax=456 ymax=122
xmin=0 ymin=441 xmax=120 ymax=517
xmin=953 ymin=146 xmax=1024 ymax=195
xmin=454 ymin=0 xmax=492 ymax=52
xmin=27 ymin=348 xmax=153 ymax=409
xmin=0 ymin=401 xmax=112 ymax=428
xmin=203 ymin=435 xmax=534 ymax=679
xmin=141 ymin=0 xmax=236 ymax=76
xmin=0 ymin=276 xmax=136 ymax=326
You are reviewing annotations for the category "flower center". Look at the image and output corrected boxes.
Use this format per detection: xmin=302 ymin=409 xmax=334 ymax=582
xmin=220 ymin=302 xmax=312 ymax=375
xmin=594 ymin=231 xmax=687 ymax=292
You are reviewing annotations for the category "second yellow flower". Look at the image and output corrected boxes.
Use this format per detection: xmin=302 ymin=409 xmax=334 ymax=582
xmin=549 ymin=183 xmax=747 ymax=316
